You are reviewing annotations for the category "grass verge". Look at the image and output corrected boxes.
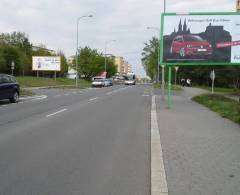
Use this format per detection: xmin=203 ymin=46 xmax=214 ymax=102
xmin=20 ymin=89 xmax=35 ymax=97
xmin=153 ymin=83 xmax=183 ymax=91
xmin=197 ymin=86 xmax=240 ymax=95
xmin=16 ymin=76 xmax=91 ymax=89
xmin=192 ymin=94 xmax=240 ymax=124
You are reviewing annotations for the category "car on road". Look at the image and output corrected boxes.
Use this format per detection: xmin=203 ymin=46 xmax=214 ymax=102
xmin=170 ymin=34 xmax=213 ymax=58
xmin=104 ymin=79 xmax=113 ymax=87
xmin=0 ymin=74 xmax=20 ymax=103
xmin=124 ymin=74 xmax=136 ymax=85
xmin=92 ymin=78 xmax=105 ymax=87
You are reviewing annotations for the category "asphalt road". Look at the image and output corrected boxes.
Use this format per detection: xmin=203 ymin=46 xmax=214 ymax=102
xmin=0 ymin=85 xmax=151 ymax=195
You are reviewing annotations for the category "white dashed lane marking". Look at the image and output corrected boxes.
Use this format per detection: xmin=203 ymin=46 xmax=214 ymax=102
xmin=88 ymin=97 xmax=98 ymax=102
xmin=46 ymin=108 xmax=68 ymax=118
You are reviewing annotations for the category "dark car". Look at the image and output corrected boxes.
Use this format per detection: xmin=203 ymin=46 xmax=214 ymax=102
xmin=0 ymin=74 xmax=20 ymax=103
xmin=170 ymin=35 xmax=213 ymax=58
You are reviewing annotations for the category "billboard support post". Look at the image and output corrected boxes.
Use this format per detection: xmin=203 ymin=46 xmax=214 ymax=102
xmin=168 ymin=66 xmax=172 ymax=109
xmin=54 ymin=71 xmax=57 ymax=82
xmin=37 ymin=71 xmax=39 ymax=78
xmin=161 ymin=65 xmax=165 ymax=100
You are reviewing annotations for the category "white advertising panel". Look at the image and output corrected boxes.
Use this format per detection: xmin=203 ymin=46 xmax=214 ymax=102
xmin=32 ymin=56 xmax=61 ymax=71
xmin=162 ymin=13 xmax=240 ymax=64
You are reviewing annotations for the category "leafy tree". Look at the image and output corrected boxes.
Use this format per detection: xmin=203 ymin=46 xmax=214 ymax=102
xmin=141 ymin=37 xmax=159 ymax=80
xmin=76 ymin=47 xmax=116 ymax=80
xmin=57 ymin=50 xmax=68 ymax=76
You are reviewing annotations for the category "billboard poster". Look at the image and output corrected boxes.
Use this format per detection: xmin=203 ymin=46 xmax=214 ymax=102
xmin=161 ymin=13 xmax=240 ymax=65
xmin=32 ymin=56 xmax=61 ymax=71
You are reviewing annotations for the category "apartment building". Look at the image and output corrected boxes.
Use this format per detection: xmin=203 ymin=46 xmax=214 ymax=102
xmin=114 ymin=56 xmax=132 ymax=74
xmin=237 ymin=0 xmax=240 ymax=12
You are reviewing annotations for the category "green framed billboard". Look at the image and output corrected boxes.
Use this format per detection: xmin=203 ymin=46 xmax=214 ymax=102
xmin=160 ymin=12 xmax=240 ymax=66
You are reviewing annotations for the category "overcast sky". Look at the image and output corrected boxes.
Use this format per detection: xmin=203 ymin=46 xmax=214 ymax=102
xmin=0 ymin=0 xmax=235 ymax=76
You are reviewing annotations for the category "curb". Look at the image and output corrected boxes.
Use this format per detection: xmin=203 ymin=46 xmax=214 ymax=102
xmin=151 ymin=95 xmax=168 ymax=195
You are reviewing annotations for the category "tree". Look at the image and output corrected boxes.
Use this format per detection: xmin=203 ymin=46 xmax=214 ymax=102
xmin=141 ymin=37 xmax=159 ymax=80
xmin=57 ymin=50 xmax=68 ymax=76
xmin=0 ymin=32 xmax=32 ymax=75
xmin=76 ymin=47 xmax=116 ymax=80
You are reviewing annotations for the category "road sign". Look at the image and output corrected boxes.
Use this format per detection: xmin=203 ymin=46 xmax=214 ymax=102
xmin=210 ymin=70 xmax=215 ymax=81
xmin=11 ymin=61 xmax=15 ymax=76
xmin=210 ymin=70 xmax=215 ymax=94
xmin=11 ymin=61 xmax=15 ymax=70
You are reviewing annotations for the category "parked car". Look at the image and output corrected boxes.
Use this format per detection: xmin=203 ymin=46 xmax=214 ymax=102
xmin=170 ymin=35 xmax=212 ymax=58
xmin=0 ymin=74 xmax=20 ymax=103
xmin=92 ymin=78 xmax=105 ymax=87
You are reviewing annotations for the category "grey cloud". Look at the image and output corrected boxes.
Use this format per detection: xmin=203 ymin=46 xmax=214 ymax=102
xmin=0 ymin=0 xmax=235 ymax=76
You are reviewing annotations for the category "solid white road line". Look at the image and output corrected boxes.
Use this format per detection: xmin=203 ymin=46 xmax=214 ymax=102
xmin=46 ymin=109 xmax=67 ymax=118
xmin=151 ymin=96 xmax=168 ymax=195
xmin=19 ymin=95 xmax=47 ymax=100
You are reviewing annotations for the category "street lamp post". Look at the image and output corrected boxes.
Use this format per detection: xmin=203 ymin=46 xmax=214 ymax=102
xmin=75 ymin=15 xmax=93 ymax=88
xmin=104 ymin=40 xmax=116 ymax=73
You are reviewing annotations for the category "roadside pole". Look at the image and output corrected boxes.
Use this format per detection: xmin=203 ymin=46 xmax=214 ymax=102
xmin=174 ymin=66 xmax=179 ymax=85
xmin=168 ymin=66 xmax=172 ymax=109
xmin=212 ymin=79 xmax=214 ymax=94
xmin=210 ymin=70 xmax=215 ymax=94
xmin=11 ymin=61 xmax=15 ymax=76
xmin=161 ymin=65 xmax=165 ymax=100
xmin=161 ymin=0 xmax=166 ymax=100
xmin=54 ymin=71 xmax=57 ymax=82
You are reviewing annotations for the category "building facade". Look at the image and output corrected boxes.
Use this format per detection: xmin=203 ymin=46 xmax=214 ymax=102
xmin=237 ymin=0 xmax=240 ymax=12
xmin=114 ymin=56 xmax=132 ymax=74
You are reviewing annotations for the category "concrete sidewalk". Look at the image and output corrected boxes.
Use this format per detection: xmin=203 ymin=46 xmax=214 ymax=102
xmin=155 ymin=87 xmax=240 ymax=195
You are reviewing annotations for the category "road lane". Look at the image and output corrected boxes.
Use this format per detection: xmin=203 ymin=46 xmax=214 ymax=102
xmin=0 ymin=85 xmax=151 ymax=195
xmin=0 ymin=85 xmax=129 ymax=126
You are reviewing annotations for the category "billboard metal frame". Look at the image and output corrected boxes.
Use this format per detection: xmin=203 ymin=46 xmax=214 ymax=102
xmin=159 ymin=12 xmax=240 ymax=109
xmin=160 ymin=12 xmax=240 ymax=66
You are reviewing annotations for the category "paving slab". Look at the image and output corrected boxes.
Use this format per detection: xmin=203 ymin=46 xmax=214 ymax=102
xmin=155 ymin=87 xmax=240 ymax=195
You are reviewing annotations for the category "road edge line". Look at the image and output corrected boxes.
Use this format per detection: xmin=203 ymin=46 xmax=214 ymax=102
xmin=151 ymin=95 xmax=168 ymax=195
